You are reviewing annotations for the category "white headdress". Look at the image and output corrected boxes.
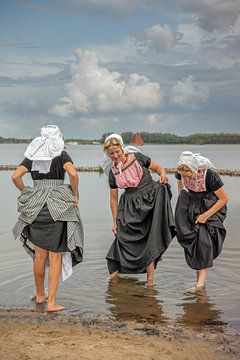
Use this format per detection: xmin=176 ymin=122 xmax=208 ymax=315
xmin=102 ymin=133 xmax=142 ymax=176
xmin=177 ymin=151 xmax=215 ymax=172
xmin=24 ymin=125 xmax=64 ymax=173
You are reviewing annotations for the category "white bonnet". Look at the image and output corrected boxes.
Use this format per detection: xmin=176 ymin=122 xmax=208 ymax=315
xmin=104 ymin=133 xmax=124 ymax=149
xmin=24 ymin=125 xmax=64 ymax=161
xmin=177 ymin=151 xmax=215 ymax=172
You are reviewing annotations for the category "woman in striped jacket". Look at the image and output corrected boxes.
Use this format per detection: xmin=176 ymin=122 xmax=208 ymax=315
xmin=12 ymin=125 xmax=84 ymax=312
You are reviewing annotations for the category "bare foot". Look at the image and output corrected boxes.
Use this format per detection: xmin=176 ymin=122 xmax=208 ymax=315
xmin=108 ymin=271 xmax=118 ymax=281
xmin=147 ymin=279 xmax=154 ymax=288
xmin=47 ymin=304 xmax=64 ymax=313
xmin=186 ymin=285 xmax=205 ymax=294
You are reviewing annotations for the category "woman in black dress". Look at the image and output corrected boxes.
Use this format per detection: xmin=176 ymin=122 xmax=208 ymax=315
xmin=175 ymin=151 xmax=228 ymax=292
xmin=103 ymin=134 xmax=175 ymax=287
xmin=12 ymin=125 xmax=84 ymax=312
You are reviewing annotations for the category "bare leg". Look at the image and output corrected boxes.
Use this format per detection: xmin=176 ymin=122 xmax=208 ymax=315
xmin=34 ymin=246 xmax=48 ymax=303
xmin=187 ymin=268 xmax=208 ymax=293
xmin=196 ymin=268 xmax=208 ymax=288
xmin=108 ymin=271 xmax=118 ymax=281
xmin=47 ymin=251 xmax=64 ymax=312
xmin=146 ymin=261 xmax=155 ymax=287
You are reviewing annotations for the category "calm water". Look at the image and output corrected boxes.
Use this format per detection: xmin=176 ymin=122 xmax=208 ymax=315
xmin=0 ymin=144 xmax=239 ymax=331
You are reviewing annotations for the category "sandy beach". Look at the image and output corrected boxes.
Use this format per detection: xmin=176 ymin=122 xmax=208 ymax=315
xmin=0 ymin=308 xmax=239 ymax=360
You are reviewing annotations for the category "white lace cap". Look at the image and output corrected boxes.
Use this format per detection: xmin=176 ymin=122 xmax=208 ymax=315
xmin=104 ymin=133 xmax=124 ymax=149
xmin=24 ymin=125 xmax=64 ymax=161
xmin=24 ymin=125 xmax=64 ymax=174
xmin=177 ymin=151 xmax=215 ymax=171
xmin=102 ymin=133 xmax=142 ymax=176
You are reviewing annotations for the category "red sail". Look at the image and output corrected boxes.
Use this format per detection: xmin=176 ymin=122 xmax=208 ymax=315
xmin=130 ymin=132 xmax=144 ymax=146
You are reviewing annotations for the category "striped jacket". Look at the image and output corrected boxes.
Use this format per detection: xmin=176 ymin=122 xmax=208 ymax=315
xmin=13 ymin=179 xmax=84 ymax=273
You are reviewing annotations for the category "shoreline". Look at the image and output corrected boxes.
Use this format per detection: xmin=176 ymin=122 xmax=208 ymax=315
xmin=1 ymin=165 xmax=240 ymax=176
xmin=0 ymin=308 xmax=239 ymax=360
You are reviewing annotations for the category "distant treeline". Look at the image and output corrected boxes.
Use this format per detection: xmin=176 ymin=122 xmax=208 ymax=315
xmin=1 ymin=132 xmax=240 ymax=145
xmin=101 ymin=132 xmax=240 ymax=144
xmin=0 ymin=137 xmax=99 ymax=145
xmin=0 ymin=137 xmax=31 ymax=144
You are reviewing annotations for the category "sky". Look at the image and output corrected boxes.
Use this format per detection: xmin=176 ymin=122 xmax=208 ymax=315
xmin=1 ymin=0 xmax=240 ymax=139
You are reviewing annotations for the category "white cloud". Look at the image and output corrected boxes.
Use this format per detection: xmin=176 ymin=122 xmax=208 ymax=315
xmin=171 ymin=75 xmax=210 ymax=109
xmin=146 ymin=113 xmax=161 ymax=125
xmin=204 ymin=47 xmax=240 ymax=70
xmin=145 ymin=113 xmax=177 ymax=127
xmin=49 ymin=49 xmax=164 ymax=117
xmin=178 ymin=23 xmax=210 ymax=48
xmin=176 ymin=17 xmax=240 ymax=70
xmin=78 ymin=115 xmax=120 ymax=129
xmin=135 ymin=24 xmax=177 ymax=53
xmin=93 ymin=38 xmax=138 ymax=63
xmin=179 ymin=0 xmax=240 ymax=32
xmin=83 ymin=117 xmax=104 ymax=128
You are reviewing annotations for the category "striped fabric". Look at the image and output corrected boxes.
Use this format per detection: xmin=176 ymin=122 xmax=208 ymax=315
xmin=13 ymin=179 xmax=84 ymax=271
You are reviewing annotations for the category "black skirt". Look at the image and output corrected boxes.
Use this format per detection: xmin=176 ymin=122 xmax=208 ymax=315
xmin=106 ymin=180 xmax=176 ymax=274
xmin=175 ymin=190 xmax=227 ymax=270
xmin=22 ymin=203 xmax=68 ymax=252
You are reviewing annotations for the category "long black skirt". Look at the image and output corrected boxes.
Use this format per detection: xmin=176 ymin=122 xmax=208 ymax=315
xmin=106 ymin=182 xmax=176 ymax=274
xmin=175 ymin=190 xmax=227 ymax=270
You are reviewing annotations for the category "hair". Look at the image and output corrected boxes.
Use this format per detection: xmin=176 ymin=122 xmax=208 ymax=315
xmin=177 ymin=164 xmax=192 ymax=172
xmin=103 ymin=137 xmax=123 ymax=151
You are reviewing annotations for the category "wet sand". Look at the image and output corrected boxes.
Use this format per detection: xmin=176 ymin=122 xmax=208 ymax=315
xmin=0 ymin=308 xmax=239 ymax=360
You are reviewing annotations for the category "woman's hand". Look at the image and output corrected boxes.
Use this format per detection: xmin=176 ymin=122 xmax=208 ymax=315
xmin=112 ymin=225 xmax=117 ymax=235
xmin=149 ymin=160 xmax=168 ymax=184
xmin=159 ymin=174 xmax=168 ymax=184
xmin=195 ymin=187 xmax=228 ymax=224
xmin=195 ymin=213 xmax=209 ymax=224
xmin=74 ymin=195 xmax=79 ymax=207
xmin=110 ymin=188 xmax=118 ymax=236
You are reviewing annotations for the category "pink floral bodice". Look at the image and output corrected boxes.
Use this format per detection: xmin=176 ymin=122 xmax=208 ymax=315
xmin=183 ymin=169 xmax=207 ymax=192
xmin=112 ymin=154 xmax=143 ymax=189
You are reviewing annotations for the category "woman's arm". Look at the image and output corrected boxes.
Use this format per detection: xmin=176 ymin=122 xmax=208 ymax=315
xmin=149 ymin=160 xmax=168 ymax=183
xmin=177 ymin=179 xmax=183 ymax=194
xmin=195 ymin=186 xmax=228 ymax=224
xmin=64 ymin=162 xmax=79 ymax=207
xmin=11 ymin=166 xmax=28 ymax=191
xmin=110 ymin=188 xmax=118 ymax=234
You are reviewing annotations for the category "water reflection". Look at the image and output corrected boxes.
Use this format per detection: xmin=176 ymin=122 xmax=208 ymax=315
xmin=0 ymin=167 xmax=240 ymax=330
xmin=105 ymin=277 xmax=167 ymax=323
xmin=177 ymin=288 xmax=224 ymax=326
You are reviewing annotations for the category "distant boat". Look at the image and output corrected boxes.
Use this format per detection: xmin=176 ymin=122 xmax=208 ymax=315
xmin=130 ymin=132 xmax=144 ymax=146
xmin=66 ymin=141 xmax=79 ymax=145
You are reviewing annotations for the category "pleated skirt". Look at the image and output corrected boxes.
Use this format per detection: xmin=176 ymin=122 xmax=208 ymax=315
xmin=175 ymin=190 xmax=227 ymax=270
xmin=106 ymin=181 xmax=176 ymax=274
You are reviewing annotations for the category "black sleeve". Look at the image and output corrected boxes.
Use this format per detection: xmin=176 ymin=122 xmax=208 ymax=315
xmin=62 ymin=151 xmax=73 ymax=165
xmin=206 ymin=169 xmax=224 ymax=192
xmin=175 ymin=171 xmax=182 ymax=180
xmin=135 ymin=152 xmax=151 ymax=168
xmin=19 ymin=158 xmax=32 ymax=172
xmin=109 ymin=170 xmax=118 ymax=189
